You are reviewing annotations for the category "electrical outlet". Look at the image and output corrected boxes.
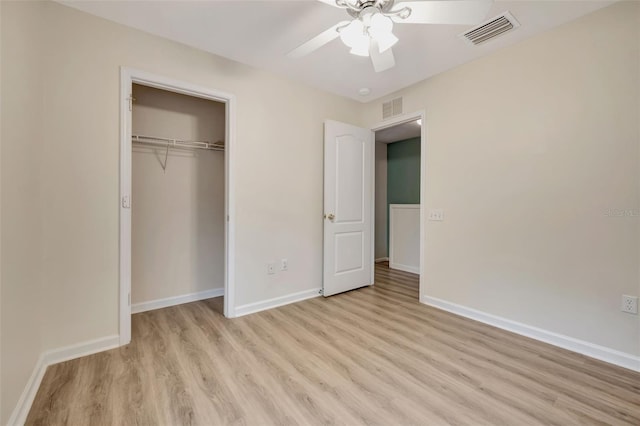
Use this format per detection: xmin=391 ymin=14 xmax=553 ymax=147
xmin=621 ymin=295 xmax=638 ymax=314
xmin=281 ymin=258 xmax=288 ymax=271
xmin=267 ymin=262 xmax=276 ymax=275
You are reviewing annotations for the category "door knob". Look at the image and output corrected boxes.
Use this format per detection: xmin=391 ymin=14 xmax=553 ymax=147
xmin=325 ymin=213 xmax=335 ymax=221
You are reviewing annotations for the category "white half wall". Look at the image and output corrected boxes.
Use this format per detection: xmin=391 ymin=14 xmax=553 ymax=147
xmin=364 ymin=1 xmax=640 ymax=357
xmin=131 ymin=85 xmax=225 ymax=304
xmin=389 ymin=204 xmax=420 ymax=274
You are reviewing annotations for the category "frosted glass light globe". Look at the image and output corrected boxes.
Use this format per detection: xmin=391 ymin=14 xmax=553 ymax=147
xmin=368 ymin=14 xmax=397 ymax=53
xmin=340 ymin=20 xmax=370 ymax=56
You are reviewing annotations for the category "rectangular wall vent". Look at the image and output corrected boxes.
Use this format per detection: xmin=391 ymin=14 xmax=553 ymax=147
xmin=382 ymin=97 xmax=403 ymax=119
xmin=460 ymin=11 xmax=520 ymax=46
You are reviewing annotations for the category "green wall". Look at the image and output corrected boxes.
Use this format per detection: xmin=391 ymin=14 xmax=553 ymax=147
xmin=387 ymin=137 xmax=421 ymax=250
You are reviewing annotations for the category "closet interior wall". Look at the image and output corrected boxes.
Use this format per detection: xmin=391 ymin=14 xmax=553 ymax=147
xmin=132 ymin=84 xmax=225 ymax=306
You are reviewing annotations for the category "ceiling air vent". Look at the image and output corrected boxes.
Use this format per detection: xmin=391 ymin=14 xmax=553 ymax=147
xmin=460 ymin=11 xmax=520 ymax=46
xmin=382 ymin=97 xmax=402 ymax=119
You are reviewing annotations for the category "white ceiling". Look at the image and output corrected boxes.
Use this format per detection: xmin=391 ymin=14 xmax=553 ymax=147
xmin=376 ymin=119 xmax=421 ymax=143
xmin=60 ymin=0 xmax=614 ymax=101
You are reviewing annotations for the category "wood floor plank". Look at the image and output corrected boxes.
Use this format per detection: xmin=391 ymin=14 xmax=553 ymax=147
xmin=26 ymin=264 xmax=640 ymax=425
xmin=295 ymin=298 xmax=556 ymax=425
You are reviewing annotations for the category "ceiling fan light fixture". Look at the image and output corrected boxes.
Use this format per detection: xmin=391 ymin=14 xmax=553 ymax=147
xmin=291 ymin=0 xmax=495 ymax=71
xmin=338 ymin=20 xmax=361 ymax=46
xmin=374 ymin=31 xmax=398 ymax=53
xmin=350 ymin=40 xmax=370 ymax=56
xmin=339 ymin=20 xmax=371 ymax=56
xmin=368 ymin=13 xmax=397 ymax=53
xmin=369 ymin=13 xmax=393 ymax=34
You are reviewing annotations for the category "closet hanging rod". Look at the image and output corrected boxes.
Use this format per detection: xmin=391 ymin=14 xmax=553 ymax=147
xmin=131 ymin=134 xmax=224 ymax=151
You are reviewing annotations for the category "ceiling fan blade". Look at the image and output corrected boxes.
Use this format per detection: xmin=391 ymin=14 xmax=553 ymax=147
xmin=392 ymin=0 xmax=493 ymax=25
xmin=369 ymin=40 xmax=395 ymax=73
xmin=287 ymin=21 xmax=349 ymax=59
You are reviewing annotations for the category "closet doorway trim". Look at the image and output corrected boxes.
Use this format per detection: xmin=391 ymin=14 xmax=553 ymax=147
xmin=119 ymin=67 xmax=237 ymax=346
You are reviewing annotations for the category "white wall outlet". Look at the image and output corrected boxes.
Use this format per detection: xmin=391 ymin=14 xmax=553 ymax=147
xmin=281 ymin=258 xmax=288 ymax=271
xmin=428 ymin=209 xmax=444 ymax=221
xmin=621 ymin=295 xmax=638 ymax=314
xmin=267 ymin=262 xmax=276 ymax=275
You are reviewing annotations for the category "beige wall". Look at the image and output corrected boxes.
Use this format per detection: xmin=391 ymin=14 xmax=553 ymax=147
xmin=364 ymin=1 xmax=640 ymax=356
xmin=2 ymin=0 xmax=639 ymax=421
xmin=0 ymin=1 xmax=362 ymax=420
xmin=131 ymin=85 xmax=225 ymax=304
xmin=35 ymin=0 xmax=361 ymax=351
xmin=375 ymin=142 xmax=388 ymax=259
xmin=0 ymin=2 xmax=44 ymax=423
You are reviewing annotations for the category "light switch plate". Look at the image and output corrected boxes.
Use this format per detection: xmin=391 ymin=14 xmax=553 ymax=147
xmin=428 ymin=209 xmax=444 ymax=221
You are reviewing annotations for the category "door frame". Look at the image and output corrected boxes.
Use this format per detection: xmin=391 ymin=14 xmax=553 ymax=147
xmin=371 ymin=110 xmax=426 ymax=300
xmin=119 ymin=67 xmax=237 ymax=345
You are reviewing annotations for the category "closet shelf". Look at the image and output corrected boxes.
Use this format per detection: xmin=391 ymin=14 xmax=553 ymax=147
xmin=132 ymin=134 xmax=224 ymax=151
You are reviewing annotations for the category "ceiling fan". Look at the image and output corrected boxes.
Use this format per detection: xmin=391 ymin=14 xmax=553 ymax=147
xmin=288 ymin=0 xmax=493 ymax=72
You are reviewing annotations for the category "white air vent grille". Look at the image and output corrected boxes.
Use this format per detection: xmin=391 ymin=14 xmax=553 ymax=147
xmin=460 ymin=12 xmax=520 ymax=46
xmin=382 ymin=97 xmax=403 ymax=119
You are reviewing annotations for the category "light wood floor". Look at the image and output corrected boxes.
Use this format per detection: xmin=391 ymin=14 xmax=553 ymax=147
xmin=28 ymin=263 xmax=640 ymax=425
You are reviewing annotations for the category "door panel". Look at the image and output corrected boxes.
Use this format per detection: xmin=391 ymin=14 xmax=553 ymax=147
xmin=335 ymin=232 xmax=364 ymax=274
xmin=323 ymin=120 xmax=373 ymax=297
xmin=335 ymin=136 xmax=364 ymax=222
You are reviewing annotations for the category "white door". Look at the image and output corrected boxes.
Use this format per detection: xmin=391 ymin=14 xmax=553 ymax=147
xmin=323 ymin=120 xmax=373 ymax=297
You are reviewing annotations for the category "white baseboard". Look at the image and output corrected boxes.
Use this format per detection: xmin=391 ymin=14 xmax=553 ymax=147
xmin=375 ymin=257 xmax=389 ymax=263
xmin=6 ymin=353 xmax=47 ymax=426
xmin=132 ymin=288 xmax=224 ymax=314
xmin=7 ymin=335 xmax=120 ymax=426
xmin=235 ymin=288 xmax=321 ymax=317
xmin=42 ymin=335 xmax=120 ymax=366
xmin=423 ymin=296 xmax=640 ymax=372
xmin=389 ymin=262 xmax=419 ymax=274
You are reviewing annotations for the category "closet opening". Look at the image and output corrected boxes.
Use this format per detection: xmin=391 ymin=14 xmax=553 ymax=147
xmin=120 ymin=69 xmax=236 ymax=345
xmin=373 ymin=117 xmax=422 ymax=300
